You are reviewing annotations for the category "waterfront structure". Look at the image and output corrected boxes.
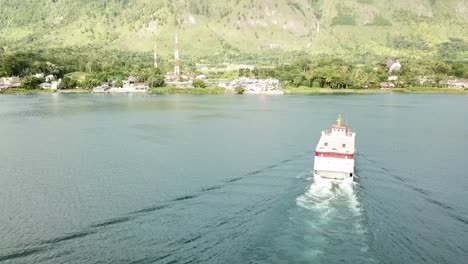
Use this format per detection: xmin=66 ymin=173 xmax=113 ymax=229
xmin=225 ymin=78 xmax=283 ymax=94
xmin=39 ymin=79 xmax=60 ymax=90
xmin=51 ymin=80 xmax=60 ymax=90
xmin=39 ymin=83 xmax=51 ymax=89
xmin=313 ymin=115 xmax=356 ymax=183
xmin=447 ymin=79 xmax=468 ymax=89
xmin=93 ymin=76 xmax=148 ymax=93
xmin=0 ymin=76 xmax=21 ymax=91
xmin=93 ymin=85 xmax=111 ymax=93
xmin=380 ymin=82 xmax=395 ymax=89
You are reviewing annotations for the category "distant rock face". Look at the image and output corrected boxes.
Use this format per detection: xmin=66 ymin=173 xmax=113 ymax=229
xmin=0 ymin=0 xmax=466 ymax=56
xmin=184 ymin=15 xmax=197 ymax=25
xmin=457 ymin=1 xmax=468 ymax=16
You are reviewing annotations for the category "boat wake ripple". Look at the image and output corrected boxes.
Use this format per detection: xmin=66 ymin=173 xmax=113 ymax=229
xmin=294 ymin=179 xmax=373 ymax=263
xmin=357 ymin=152 xmax=468 ymax=226
xmin=0 ymin=152 xmax=310 ymax=262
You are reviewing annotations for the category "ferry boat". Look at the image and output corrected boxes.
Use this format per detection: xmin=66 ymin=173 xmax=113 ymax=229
xmin=313 ymin=115 xmax=356 ymax=183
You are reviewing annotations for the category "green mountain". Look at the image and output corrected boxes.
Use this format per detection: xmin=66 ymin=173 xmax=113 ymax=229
xmin=0 ymin=0 xmax=467 ymax=59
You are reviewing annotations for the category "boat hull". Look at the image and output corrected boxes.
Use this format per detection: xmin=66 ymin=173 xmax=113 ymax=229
xmin=313 ymin=172 xmax=354 ymax=185
xmin=313 ymin=115 xmax=356 ymax=185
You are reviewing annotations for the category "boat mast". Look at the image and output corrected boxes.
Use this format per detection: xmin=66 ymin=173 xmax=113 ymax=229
xmin=337 ymin=114 xmax=342 ymax=127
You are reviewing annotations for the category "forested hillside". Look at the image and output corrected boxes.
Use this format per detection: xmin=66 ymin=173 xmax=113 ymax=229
xmin=0 ymin=0 xmax=467 ymax=60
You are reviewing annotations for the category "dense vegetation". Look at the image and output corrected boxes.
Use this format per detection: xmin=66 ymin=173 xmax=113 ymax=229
xmin=0 ymin=47 xmax=168 ymax=89
xmin=1 ymin=46 xmax=466 ymax=91
xmin=234 ymin=57 xmax=467 ymax=89
xmin=0 ymin=0 xmax=467 ymax=58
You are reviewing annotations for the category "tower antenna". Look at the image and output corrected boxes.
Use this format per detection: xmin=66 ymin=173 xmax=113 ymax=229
xmin=153 ymin=44 xmax=158 ymax=68
xmin=174 ymin=33 xmax=180 ymax=81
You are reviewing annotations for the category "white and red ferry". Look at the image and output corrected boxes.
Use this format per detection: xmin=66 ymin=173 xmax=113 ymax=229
xmin=313 ymin=115 xmax=356 ymax=183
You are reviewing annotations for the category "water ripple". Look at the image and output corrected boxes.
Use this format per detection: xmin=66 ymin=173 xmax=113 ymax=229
xmin=0 ymin=152 xmax=307 ymax=263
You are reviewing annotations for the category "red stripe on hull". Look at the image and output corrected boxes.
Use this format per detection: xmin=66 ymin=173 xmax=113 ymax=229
xmin=315 ymin=151 xmax=354 ymax=159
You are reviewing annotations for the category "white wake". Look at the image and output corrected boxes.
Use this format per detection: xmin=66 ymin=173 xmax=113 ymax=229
xmin=296 ymin=178 xmax=361 ymax=216
xmin=295 ymin=177 xmax=370 ymax=262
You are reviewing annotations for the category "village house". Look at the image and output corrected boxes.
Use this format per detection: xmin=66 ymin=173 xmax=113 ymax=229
xmin=45 ymin=75 xmax=55 ymax=82
xmin=217 ymin=82 xmax=228 ymax=89
xmin=447 ymin=79 xmax=468 ymax=89
xmin=387 ymin=60 xmax=401 ymax=73
xmin=39 ymin=83 xmax=51 ymax=89
xmin=0 ymin=77 xmax=21 ymax=91
xmin=39 ymin=79 xmax=60 ymax=90
xmin=380 ymin=82 xmax=395 ymax=89
xmin=113 ymin=76 xmax=149 ymax=93
xmin=226 ymin=77 xmax=283 ymax=94
xmin=51 ymin=80 xmax=60 ymax=90
xmin=94 ymin=76 xmax=148 ymax=93
xmin=165 ymin=73 xmax=194 ymax=88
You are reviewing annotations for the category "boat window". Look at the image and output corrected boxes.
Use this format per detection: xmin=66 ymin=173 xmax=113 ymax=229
xmin=324 ymin=142 xmax=328 ymax=146
xmin=342 ymin=144 xmax=346 ymax=148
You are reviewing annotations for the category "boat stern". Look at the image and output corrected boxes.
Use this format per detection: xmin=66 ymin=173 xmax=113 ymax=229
xmin=313 ymin=170 xmax=354 ymax=184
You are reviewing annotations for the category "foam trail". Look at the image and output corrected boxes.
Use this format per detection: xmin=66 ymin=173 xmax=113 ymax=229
xmin=296 ymin=180 xmax=335 ymax=227
xmin=297 ymin=180 xmax=331 ymax=207
xmin=297 ymin=178 xmax=362 ymax=218
xmin=337 ymin=181 xmax=362 ymax=216
xmin=295 ymin=179 xmax=370 ymax=262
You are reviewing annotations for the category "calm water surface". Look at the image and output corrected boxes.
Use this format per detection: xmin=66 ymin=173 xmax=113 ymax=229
xmin=0 ymin=94 xmax=467 ymax=263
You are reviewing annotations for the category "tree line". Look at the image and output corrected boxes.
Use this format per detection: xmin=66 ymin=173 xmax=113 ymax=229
xmin=0 ymin=47 xmax=167 ymax=89
xmin=237 ymin=58 xmax=467 ymax=89
xmin=1 ymin=47 xmax=467 ymax=90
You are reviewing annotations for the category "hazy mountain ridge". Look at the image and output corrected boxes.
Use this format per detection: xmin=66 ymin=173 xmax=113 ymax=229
xmin=0 ymin=0 xmax=467 ymax=59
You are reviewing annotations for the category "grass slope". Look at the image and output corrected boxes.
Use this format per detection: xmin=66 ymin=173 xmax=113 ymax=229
xmin=0 ymin=0 xmax=467 ymax=58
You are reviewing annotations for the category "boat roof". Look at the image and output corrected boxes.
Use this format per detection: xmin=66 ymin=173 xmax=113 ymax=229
xmin=316 ymin=132 xmax=355 ymax=154
xmin=315 ymin=115 xmax=355 ymax=154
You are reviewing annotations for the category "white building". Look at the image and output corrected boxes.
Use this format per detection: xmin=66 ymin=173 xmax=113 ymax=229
xmin=40 ymin=80 xmax=60 ymax=90
xmin=51 ymin=80 xmax=60 ymax=90
xmin=45 ymin=75 xmax=55 ymax=82
xmin=94 ymin=76 xmax=148 ymax=93
xmin=0 ymin=77 xmax=21 ymax=90
xmin=39 ymin=83 xmax=51 ymax=89
xmin=226 ymin=78 xmax=283 ymax=94
xmin=447 ymin=79 xmax=468 ymax=89
xmin=387 ymin=60 xmax=401 ymax=73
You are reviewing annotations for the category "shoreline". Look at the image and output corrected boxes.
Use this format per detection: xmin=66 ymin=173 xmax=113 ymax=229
xmin=285 ymin=86 xmax=468 ymax=95
xmin=1 ymin=87 xmax=467 ymax=95
xmin=148 ymin=87 xmax=228 ymax=94
xmin=0 ymin=88 xmax=91 ymax=95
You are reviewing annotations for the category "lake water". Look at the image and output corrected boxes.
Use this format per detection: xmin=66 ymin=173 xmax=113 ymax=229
xmin=0 ymin=93 xmax=467 ymax=264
